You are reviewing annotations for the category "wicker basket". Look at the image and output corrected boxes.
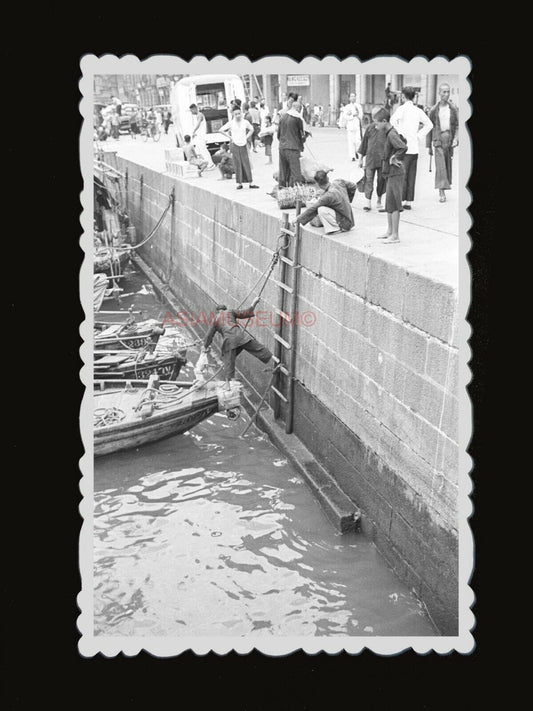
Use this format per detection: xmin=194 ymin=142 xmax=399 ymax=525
xmin=276 ymin=184 xmax=323 ymax=210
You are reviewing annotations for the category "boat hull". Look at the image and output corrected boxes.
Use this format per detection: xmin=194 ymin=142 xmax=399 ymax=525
xmin=94 ymin=249 xmax=130 ymax=275
xmin=94 ymin=398 xmax=219 ymax=456
xmin=93 ymin=354 xmax=186 ymax=381
xmin=94 ymin=322 xmax=164 ymax=354
xmin=93 ymin=379 xmax=224 ymax=457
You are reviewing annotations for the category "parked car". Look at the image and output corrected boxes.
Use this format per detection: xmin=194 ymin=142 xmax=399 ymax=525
xmin=119 ymin=103 xmax=140 ymax=133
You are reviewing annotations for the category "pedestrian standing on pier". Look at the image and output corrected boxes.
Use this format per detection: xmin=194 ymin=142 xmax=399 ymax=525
xmin=190 ymin=103 xmax=214 ymax=168
xmin=390 ymin=86 xmax=433 ymax=210
xmin=248 ymin=101 xmax=261 ymax=152
xmin=358 ymin=106 xmax=387 ymax=211
xmin=130 ymin=107 xmax=140 ymax=138
xmin=374 ymin=108 xmax=407 ymax=243
xmin=260 ymin=116 xmax=275 ymax=165
xmin=292 ymin=170 xmax=357 ymax=235
xmin=110 ymin=110 xmax=120 ymax=139
xmin=202 ymin=297 xmax=273 ymax=384
xmin=163 ymin=110 xmax=173 ymax=135
xmin=426 ymin=83 xmax=459 ymax=203
xmin=259 ymin=99 xmax=270 ymax=128
xmin=219 ymin=107 xmax=260 ymax=189
xmin=112 ymin=95 xmax=122 ymax=116
xmin=277 ymin=100 xmax=306 ymax=187
xmin=344 ymin=93 xmax=364 ymax=160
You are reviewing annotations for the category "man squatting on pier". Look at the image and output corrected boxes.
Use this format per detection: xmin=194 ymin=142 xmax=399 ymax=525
xmin=292 ymin=170 xmax=358 ymax=234
xmin=202 ymin=297 xmax=274 ymax=385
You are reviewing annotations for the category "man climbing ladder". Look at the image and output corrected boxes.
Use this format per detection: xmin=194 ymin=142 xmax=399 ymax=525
xmin=202 ymin=297 xmax=274 ymax=384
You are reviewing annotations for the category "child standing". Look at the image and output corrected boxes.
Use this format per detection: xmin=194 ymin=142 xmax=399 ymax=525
xmin=260 ymin=116 xmax=275 ymax=165
xmin=358 ymin=106 xmax=387 ymax=211
xmin=373 ymin=108 xmax=407 ymax=243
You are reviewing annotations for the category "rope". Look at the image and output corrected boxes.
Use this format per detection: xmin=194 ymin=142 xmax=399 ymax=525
xmin=240 ymin=364 xmax=282 ymax=437
xmin=133 ymin=365 xmax=224 ymax=412
xmin=124 ymin=193 xmax=173 ymax=251
xmin=238 ymin=231 xmax=291 ymax=333
xmin=94 ymin=406 xmax=126 ymax=428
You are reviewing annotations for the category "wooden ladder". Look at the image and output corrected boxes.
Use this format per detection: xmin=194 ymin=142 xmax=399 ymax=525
xmin=270 ymin=205 xmax=303 ymax=435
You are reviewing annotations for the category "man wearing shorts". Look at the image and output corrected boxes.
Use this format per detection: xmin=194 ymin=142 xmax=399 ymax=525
xmin=183 ymin=135 xmax=209 ymax=176
xmin=373 ymin=108 xmax=407 ymax=244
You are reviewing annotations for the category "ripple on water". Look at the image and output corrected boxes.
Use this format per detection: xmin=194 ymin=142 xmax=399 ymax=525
xmin=94 ymin=279 xmax=438 ymax=637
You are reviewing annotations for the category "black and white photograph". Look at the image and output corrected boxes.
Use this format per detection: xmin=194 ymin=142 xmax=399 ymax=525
xmin=79 ymin=55 xmax=472 ymax=656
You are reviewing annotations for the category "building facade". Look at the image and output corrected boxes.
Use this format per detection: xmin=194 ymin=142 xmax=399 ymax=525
xmin=257 ymin=73 xmax=459 ymax=125
xmin=94 ymin=74 xmax=184 ymax=108
xmin=95 ymin=73 xmax=459 ymax=123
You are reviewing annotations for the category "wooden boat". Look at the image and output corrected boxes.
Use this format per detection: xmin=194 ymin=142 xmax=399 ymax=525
xmin=94 ymin=245 xmax=131 ymax=275
xmin=94 ymin=273 xmax=108 ymax=312
xmin=94 ymin=318 xmax=166 ymax=354
xmin=93 ymin=375 xmax=242 ymax=457
xmin=94 ymin=350 xmax=187 ymax=381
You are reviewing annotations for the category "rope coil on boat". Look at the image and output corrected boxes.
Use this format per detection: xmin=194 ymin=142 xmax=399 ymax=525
xmin=133 ymin=366 xmax=224 ymax=412
xmin=94 ymin=406 xmax=126 ymax=428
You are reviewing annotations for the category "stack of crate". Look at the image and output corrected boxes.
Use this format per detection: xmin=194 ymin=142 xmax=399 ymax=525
xmin=164 ymin=149 xmax=199 ymax=178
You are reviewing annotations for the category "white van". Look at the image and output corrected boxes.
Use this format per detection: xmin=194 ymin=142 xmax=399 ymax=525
xmin=170 ymin=74 xmax=246 ymax=155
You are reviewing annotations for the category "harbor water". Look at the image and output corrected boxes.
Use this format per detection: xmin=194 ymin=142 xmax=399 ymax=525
xmin=93 ymin=265 xmax=437 ymax=636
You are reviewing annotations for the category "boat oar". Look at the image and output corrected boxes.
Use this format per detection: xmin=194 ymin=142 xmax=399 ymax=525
xmin=96 ymin=273 xmax=128 ymax=279
xmin=97 ymin=310 xmax=143 ymax=315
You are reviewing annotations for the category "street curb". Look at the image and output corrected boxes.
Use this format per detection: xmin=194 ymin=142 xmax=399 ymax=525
xmin=131 ymin=252 xmax=361 ymax=534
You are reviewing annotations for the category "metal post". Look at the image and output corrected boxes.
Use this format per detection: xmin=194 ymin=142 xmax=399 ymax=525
xmin=125 ymin=168 xmax=129 ymax=211
xmin=140 ymin=174 xmax=144 ymax=236
xmin=168 ymin=187 xmax=175 ymax=283
xmin=286 ymin=201 xmax=302 ymax=435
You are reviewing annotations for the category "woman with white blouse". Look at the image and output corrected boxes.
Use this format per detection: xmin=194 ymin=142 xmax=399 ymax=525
xmin=219 ymin=108 xmax=259 ymax=189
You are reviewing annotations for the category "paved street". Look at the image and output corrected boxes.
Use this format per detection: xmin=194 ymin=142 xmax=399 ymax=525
xmin=100 ymin=126 xmax=460 ymax=289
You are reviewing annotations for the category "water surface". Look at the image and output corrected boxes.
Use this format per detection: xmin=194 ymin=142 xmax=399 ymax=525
xmin=93 ymin=267 xmax=437 ymax=637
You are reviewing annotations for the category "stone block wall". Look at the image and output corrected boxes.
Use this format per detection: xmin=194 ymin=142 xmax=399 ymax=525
xmin=108 ymin=153 xmax=460 ymax=633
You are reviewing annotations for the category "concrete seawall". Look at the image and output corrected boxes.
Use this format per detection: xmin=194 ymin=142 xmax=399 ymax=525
xmin=106 ymin=152 xmax=459 ymax=634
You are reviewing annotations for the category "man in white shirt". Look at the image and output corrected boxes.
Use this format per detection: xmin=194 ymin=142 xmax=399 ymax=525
xmin=111 ymin=96 xmax=122 ymax=116
xmin=390 ymin=86 xmax=433 ymax=209
xmin=344 ymin=93 xmax=364 ymax=161
xmin=259 ymin=99 xmax=270 ymax=128
xmin=190 ymin=103 xmax=214 ymax=168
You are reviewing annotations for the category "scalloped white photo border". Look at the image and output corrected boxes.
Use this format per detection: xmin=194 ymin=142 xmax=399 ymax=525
xmin=78 ymin=54 xmax=473 ymax=656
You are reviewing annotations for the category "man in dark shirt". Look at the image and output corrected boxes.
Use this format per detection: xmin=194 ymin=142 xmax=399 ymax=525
xmin=277 ymin=99 xmax=306 ymax=187
xmin=358 ymin=106 xmax=387 ymax=211
xmin=373 ymin=108 xmax=407 ymax=243
xmin=248 ymin=101 xmax=261 ymax=152
xmin=293 ymin=170 xmax=357 ymax=234
xmin=203 ymin=297 xmax=273 ymax=383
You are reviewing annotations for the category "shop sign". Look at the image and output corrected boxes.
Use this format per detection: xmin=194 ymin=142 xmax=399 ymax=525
xmin=287 ymin=75 xmax=310 ymax=86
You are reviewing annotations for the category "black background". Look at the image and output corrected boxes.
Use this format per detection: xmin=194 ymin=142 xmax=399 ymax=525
xmin=4 ymin=17 xmax=493 ymax=710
